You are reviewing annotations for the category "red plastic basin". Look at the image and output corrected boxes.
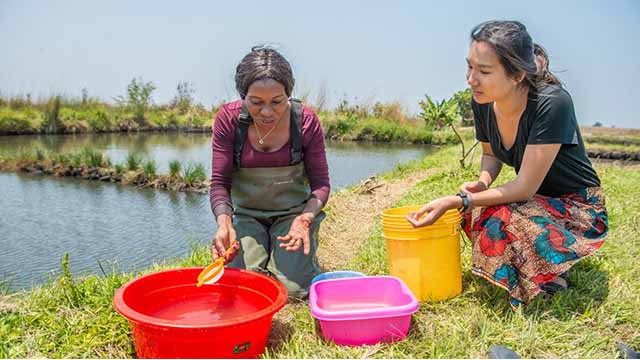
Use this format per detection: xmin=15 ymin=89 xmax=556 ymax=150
xmin=113 ymin=267 xmax=287 ymax=358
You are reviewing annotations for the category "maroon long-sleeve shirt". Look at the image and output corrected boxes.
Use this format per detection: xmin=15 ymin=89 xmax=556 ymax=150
xmin=210 ymin=99 xmax=331 ymax=217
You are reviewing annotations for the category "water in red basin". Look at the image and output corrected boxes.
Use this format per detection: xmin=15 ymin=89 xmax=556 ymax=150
xmin=140 ymin=285 xmax=272 ymax=325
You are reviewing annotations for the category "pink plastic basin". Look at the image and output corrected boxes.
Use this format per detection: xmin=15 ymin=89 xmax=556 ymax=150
xmin=309 ymin=276 xmax=419 ymax=346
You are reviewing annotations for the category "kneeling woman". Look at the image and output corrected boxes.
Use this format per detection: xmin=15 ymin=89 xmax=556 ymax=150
xmin=209 ymin=46 xmax=330 ymax=299
xmin=408 ymin=21 xmax=607 ymax=308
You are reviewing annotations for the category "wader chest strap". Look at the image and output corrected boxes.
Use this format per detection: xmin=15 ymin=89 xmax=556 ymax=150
xmin=233 ymin=99 xmax=304 ymax=170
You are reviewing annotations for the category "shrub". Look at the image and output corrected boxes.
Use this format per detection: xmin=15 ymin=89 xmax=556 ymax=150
xmin=53 ymin=153 xmax=70 ymax=165
xmin=115 ymin=77 xmax=156 ymax=126
xmin=169 ymin=160 xmax=181 ymax=178
xmin=125 ymin=152 xmax=143 ymax=171
xmin=171 ymin=81 xmax=195 ymax=114
xmin=85 ymin=108 xmax=112 ymax=132
xmin=42 ymin=96 xmax=61 ymax=134
xmin=183 ymin=163 xmax=206 ymax=186
xmin=143 ymin=160 xmax=157 ymax=178
xmin=0 ymin=107 xmax=41 ymax=134
xmin=81 ymin=148 xmax=105 ymax=168
xmin=35 ymin=148 xmax=47 ymax=161
xmin=114 ymin=164 xmax=125 ymax=175
xmin=372 ymin=101 xmax=407 ymax=123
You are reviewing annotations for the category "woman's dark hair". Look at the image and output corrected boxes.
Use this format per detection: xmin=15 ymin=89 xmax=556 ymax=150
xmin=470 ymin=20 xmax=561 ymax=90
xmin=533 ymin=43 xmax=561 ymax=86
xmin=235 ymin=46 xmax=295 ymax=99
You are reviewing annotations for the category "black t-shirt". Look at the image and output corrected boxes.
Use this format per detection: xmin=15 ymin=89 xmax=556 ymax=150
xmin=473 ymin=85 xmax=600 ymax=197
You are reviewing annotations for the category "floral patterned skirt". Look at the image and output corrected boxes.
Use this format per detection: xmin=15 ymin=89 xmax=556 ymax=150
xmin=462 ymin=187 xmax=608 ymax=308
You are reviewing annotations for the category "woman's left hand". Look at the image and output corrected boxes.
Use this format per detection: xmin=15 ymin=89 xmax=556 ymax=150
xmin=406 ymin=196 xmax=461 ymax=228
xmin=278 ymin=213 xmax=314 ymax=255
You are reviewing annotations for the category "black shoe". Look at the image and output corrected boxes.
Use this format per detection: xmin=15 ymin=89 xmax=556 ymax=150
xmin=618 ymin=342 xmax=640 ymax=359
xmin=488 ymin=345 xmax=521 ymax=359
xmin=540 ymin=276 xmax=569 ymax=296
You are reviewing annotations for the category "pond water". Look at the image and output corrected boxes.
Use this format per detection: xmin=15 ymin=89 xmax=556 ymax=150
xmin=0 ymin=133 xmax=432 ymax=291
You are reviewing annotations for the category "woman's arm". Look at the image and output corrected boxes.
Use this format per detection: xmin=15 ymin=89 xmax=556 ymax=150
xmin=462 ymin=142 xmax=503 ymax=193
xmin=300 ymin=197 xmax=324 ymax=221
xmin=278 ymin=108 xmax=330 ymax=255
xmin=407 ymin=143 xmax=561 ymax=228
xmin=301 ymin=109 xmax=330 ymax=218
xmin=210 ymin=105 xmax=236 ymax=220
xmin=478 ymin=142 xmax=503 ymax=188
xmin=469 ymin=143 xmax=561 ymax=207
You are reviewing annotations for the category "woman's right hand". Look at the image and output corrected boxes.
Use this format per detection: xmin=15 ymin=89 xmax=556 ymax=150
xmin=211 ymin=214 xmax=239 ymax=264
xmin=460 ymin=180 xmax=488 ymax=194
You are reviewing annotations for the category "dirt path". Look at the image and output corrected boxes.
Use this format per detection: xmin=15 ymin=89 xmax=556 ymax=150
xmin=315 ymin=169 xmax=436 ymax=271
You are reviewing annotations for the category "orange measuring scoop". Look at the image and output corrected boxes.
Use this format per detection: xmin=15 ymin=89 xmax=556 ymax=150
xmin=196 ymin=245 xmax=237 ymax=287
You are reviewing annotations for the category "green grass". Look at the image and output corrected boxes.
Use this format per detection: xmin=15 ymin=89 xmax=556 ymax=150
xmin=319 ymin=113 xmax=465 ymax=145
xmin=168 ymin=160 xmax=181 ymax=178
xmin=0 ymin=242 xmax=213 ymax=358
xmin=0 ymin=146 xmax=638 ymax=358
xmin=81 ymin=147 xmax=107 ymax=168
xmin=125 ymin=152 xmax=143 ymax=171
xmin=142 ymin=160 xmax=157 ymax=178
xmin=585 ymin=141 xmax=640 ymax=153
xmin=0 ymin=107 xmax=42 ymax=133
xmin=265 ymin=149 xmax=640 ymax=358
xmin=182 ymin=162 xmax=206 ymax=186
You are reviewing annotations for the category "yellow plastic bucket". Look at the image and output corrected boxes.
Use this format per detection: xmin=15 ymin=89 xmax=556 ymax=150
xmin=382 ymin=207 xmax=462 ymax=302
xmin=382 ymin=206 xmax=461 ymax=220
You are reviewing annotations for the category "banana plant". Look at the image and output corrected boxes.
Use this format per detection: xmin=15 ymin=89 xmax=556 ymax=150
xmin=419 ymin=94 xmax=477 ymax=168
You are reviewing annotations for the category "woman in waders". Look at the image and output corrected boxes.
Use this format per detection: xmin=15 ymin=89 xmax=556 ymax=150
xmin=407 ymin=21 xmax=607 ymax=309
xmin=209 ymin=46 xmax=330 ymax=299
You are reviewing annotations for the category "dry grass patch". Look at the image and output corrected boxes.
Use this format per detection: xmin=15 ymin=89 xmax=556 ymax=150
xmin=316 ymin=171 xmax=436 ymax=271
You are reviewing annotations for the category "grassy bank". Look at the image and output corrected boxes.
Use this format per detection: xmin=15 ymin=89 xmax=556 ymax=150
xmin=0 ymin=147 xmax=209 ymax=193
xmin=0 ymin=97 xmax=462 ymax=146
xmin=581 ymin=126 xmax=640 ymax=154
xmin=0 ymin=101 xmax=213 ymax=135
xmin=3 ymin=92 xmax=638 ymax=156
xmin=1 ymin=145 xmax=638 ymax=358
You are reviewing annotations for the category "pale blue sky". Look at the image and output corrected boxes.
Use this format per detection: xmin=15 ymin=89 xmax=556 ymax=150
xmin=1 ymin=0 xmax=638 ymax=128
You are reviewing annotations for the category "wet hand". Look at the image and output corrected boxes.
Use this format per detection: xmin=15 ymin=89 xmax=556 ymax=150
xmin=460 ymin=180 xmax=488 ymax=194
xmin=211 ymin=215 xmax=239 ymax=264
xmin=278 ymin=213 xmax=313 ymax=255
xmin=406 ymin=196 xmax=461 ymax=228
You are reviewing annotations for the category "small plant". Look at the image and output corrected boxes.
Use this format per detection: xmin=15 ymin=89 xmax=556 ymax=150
xmin=81 ymin=148 xmax=105 ymax=168
xmin=114 ymin=163 xmax=125 ymax=175
xmin=53 ymin=153 xmax=70 ymax=165
xmin=60 ymin=252 xmax=80 ymax=307
xmin=143 ymin=160 xmax=157 ymax=178
xmin=169 ymin=160 xmax=181 ymax=178
xmin=452 ymin=88 xmax=473 ymax=126
xmin=183 ymin=162 xmax=206 ymax=186
xmin=69 ymin=152 xmax=84 ymax=167
xmin=0 ymin=275 xmax=14 ymax=295
xmin=171 ymin=81 xmax=195 ymax=114
xmin=125 ymin=152 xmax=143 ymax=171
xmin=35 ymin=148 xmax=47 ymax=161
xmin=42 ymin=95 xmax=61 ymax=134
xmin=115 ymin=77 xmax=156 ymax=126
xmin=419 ymin=94 xmax=476 ymax=168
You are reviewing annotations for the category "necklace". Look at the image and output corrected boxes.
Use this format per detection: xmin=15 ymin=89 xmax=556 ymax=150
xmin=254 ymin=118 xmax=280 ymax=145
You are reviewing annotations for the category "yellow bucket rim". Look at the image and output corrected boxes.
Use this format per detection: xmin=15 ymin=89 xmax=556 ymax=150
xmin=384 ymin=232 xmax=460 ymax=241
xmin=383 ymin=222 xmax=457 ymax=231
xmin=382 ymin=206 xmax=461 ymax=218
xmin=382 ymin=216 xmax=461 ymax=226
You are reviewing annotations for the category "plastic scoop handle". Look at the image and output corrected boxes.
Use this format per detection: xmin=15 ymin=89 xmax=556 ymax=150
xmin=196 ymin=244 xmax=236 ymax=287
